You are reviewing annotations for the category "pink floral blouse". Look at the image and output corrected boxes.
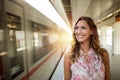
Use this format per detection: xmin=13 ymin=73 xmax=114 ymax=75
xmin=70 ymin=48 xmax=105 ymax=80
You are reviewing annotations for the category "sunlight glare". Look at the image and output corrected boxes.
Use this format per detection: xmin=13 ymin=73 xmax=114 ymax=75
xmin=25 ymin=0 xmax=72 ymax=35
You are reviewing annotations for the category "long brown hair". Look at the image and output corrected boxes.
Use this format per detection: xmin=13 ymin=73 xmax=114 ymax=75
xmin=71 ymin=16 xmax=104 ymax=62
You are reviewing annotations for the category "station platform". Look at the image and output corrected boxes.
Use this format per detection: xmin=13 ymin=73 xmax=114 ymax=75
xmin=50 ymin=44 xmax=71 ymax=80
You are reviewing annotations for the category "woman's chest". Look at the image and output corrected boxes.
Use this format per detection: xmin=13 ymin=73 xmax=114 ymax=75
xmin=70 ymin=54 xmax=105 ymax=80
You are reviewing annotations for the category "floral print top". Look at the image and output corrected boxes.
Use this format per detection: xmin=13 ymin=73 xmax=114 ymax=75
xmin=70 ymin=48 xmax=105 ymax=80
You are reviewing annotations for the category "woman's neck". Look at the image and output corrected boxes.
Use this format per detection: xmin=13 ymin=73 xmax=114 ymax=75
xmin=80 ymin=42 xmax=91 ymax=54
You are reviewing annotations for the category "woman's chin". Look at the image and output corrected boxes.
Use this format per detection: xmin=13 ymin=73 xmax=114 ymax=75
xmin=77 ymin=40 xmax=84 ymax=43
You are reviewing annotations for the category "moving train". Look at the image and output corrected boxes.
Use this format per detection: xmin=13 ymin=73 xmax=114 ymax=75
xmin=0 ymin=0 xmax=71 ymax=80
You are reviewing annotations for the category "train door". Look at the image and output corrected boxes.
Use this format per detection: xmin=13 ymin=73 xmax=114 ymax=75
xmin=0 ymin=11 xmax=11 ymax=80
xmin=0 ymin=11 xmax=26 ymax=80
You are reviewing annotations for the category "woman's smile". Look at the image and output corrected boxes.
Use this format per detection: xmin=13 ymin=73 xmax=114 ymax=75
xmin=76 ymin=34 xmax=84 ymax=39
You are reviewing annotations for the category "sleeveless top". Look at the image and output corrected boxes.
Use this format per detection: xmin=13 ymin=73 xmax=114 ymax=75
xmin=70 ymin=48 xmax=105 ymax=80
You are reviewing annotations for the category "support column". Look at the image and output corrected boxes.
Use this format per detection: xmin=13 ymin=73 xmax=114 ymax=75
xmin=113 ymin=13 xmax=120 ymax=55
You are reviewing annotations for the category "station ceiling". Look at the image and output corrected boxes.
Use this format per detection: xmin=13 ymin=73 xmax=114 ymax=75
xmin=62 ymin=0 xmax=120 ymax=25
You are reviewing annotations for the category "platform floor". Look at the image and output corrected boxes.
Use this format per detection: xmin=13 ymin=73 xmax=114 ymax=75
xmin=110 ymin=55 xmax=120 ymax=80
xmin=51 ymin=46 xmax=120 ymax=80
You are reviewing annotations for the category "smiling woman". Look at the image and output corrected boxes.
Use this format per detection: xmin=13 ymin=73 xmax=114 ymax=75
xmin=64 ymin=16 xmax=110 ymax=80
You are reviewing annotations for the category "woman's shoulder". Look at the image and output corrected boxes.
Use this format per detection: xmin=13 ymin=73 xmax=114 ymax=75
xmin=64 ymin=52 xmax=71 ymax=61
xmin=100 ymin=48 xmax=110 ymax=80
xmin=100 ymin=48 xmax=109 ymax=57
xmin=64 ymin=52 xmax=73 ymax=65
xmin=99 ymin=48 xmax=109 ymax=64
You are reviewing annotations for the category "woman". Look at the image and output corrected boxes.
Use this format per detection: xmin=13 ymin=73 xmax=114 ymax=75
xmin=64 ymin=16 xmax=110 ymax=80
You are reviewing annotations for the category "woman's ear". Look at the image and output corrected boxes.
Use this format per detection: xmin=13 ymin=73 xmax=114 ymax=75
xmin=90 ymin=30 xmax=94 ymax=35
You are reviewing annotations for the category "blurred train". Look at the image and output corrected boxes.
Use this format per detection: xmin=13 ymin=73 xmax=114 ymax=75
xmin=0 ymin=0 xmax=71 ymax=80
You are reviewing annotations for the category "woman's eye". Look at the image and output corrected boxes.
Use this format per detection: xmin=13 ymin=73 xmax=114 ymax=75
xmin=74 ymin=26 xmax=78 ymax=29
xmin=81 ymin=26 xmax=86 ymax=29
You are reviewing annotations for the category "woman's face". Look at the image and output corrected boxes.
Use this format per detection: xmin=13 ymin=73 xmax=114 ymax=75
xmin=74 ymin=20 xmax=93 ymax=43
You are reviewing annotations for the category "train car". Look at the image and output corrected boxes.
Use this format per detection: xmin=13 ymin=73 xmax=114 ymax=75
xmin=0 ymin=0 xmax=71 ymax=80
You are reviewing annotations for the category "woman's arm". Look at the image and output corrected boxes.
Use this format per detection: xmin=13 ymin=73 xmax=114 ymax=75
xmin=102 ymin=50 xmax=110 ymax=80
xmin=64 ymin=53 xmax=72 ymax=80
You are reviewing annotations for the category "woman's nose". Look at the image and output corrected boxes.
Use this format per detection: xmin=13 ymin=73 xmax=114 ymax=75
xmin=77 ymin=28 xmax=82 ymax=33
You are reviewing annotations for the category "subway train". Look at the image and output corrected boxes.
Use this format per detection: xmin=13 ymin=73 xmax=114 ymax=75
xmin=0 ymin=0 xmax=71 ymax=80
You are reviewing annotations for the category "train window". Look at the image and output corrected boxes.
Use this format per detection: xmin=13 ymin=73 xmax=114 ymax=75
xmin=7 ymin=13 xmax=25 ymax=79
xmin=0 ymin=30 xmax=4 ymax=52
xmin=31 ymin=22 xmax=57 ymax=63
